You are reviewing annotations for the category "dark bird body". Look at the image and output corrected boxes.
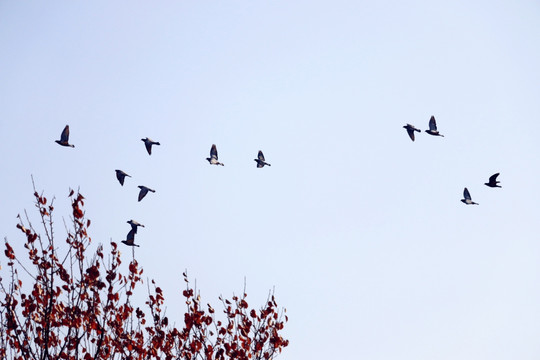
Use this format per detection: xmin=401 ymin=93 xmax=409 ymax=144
xmin=121 ymin=228 xmax=139 ymax=247
xmin=461 ymin=187 xmax=479 ymax=205
xmin=138 ymin=186 xmax=155 ymax=202
xmin=485 ymin=173 xmax=501 ymax=188
xmin=254 ymin=150 xmax=271 ymax=168
xmin=206 ymin=144 xmax=224 ymax=166
xmin=141 ymin=137 xmax=160 ymax=155
xmin=115 ymin=170 xmax=131 ymax=186
xmin=403 ymin=124 xmax=421 ymax=141
xmin=55 ymin=125 xmax=75 ymax=147
xmin=425 ymin=116 xmax=444 ymax=137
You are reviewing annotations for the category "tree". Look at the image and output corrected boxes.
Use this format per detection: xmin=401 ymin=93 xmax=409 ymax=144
xmin=0 ymin=188 xmax=288 ymax=360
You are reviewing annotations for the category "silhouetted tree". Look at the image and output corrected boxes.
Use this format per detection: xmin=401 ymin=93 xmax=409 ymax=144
xmin=0 ymin=188 xmax=288 ymax=360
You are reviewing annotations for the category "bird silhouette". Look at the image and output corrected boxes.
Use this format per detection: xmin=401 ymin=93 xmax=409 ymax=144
xmin=55 ymin=125 xmax=75 ymax=147
xmin=206 ymin=144 xmax=224 ymax=166
xmin=425 ymin=116 xmax=444 ymax=137
xmin=121 ymin=228 xmax=139 ymax=247
xmin=127 ymin=219 xmax=145 ymax=234
xmin=461 ymin=187 xmax=479 ymax=205
xmin=403 ymin=124 xmax=421 ymax=141
xmin=115 ymin=170 xmax=131 ymax=186
xmin=141 ymin=137 xmax=160 ymax=155
xmin=485 ymin=173 xmax=501 ymax=188
xmin=138 ymin=186 xmax=155 ymax=202
xmin=254 ymin=150 xmax=271 ymax=168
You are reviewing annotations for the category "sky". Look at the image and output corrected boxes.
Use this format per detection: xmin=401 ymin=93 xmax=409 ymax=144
xmin=1 ymin=1 xmax=540 ymax=359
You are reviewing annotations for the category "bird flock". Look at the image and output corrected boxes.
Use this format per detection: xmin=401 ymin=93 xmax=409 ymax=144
xmin=56 ymin=118 xmax=500 ymax=246
xmin=55 ymin=125 xmax=271 ymax=247
xmin=403 ymin=116 xmax=501 ymax=206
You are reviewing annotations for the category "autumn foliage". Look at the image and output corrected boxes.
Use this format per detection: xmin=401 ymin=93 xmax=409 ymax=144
xmin=0 ymin=189 xmax=288 ymax=360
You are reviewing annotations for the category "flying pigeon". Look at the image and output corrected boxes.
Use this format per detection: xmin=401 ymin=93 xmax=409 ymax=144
xmin=138 ymin=185 xmax=155 ymax=202
xmin=55 ymin=125 xmax=75 ymax=147
xmin=484 ymin=173 xmax=501 ymax=188
xmin=127 ymin=219 xmax=145 ymax=234
xmin=206 ymin=144 xmax=224 ymax=166
xmin=141 ymin=137 xmax=160 ymax=155
xmin=115 ymin=170 xmax=131 ymax=186
xmin=403 ymin=124 xmax=421 ymax=141
xmin=425 ymin=116 xmax=444 ymax=137
xmin=461 ymin=187 xmax=479 ymax=205
xmin=121 ymin=228 xmax=139 ymax=247
xmin=254 ymin=150 xmax=271 ymax=168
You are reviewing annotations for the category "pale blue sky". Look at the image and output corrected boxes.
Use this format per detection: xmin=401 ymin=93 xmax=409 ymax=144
xmin=1 ymin=1 xmax=540 ymax=359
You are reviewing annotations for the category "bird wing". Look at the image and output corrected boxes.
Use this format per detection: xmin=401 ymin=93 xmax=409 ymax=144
xmin=463 ymin=187 xmax=471 ymax=200
xmin=145 ymin=141 xmax=152 ymax=155
xmin=258 ymin=150 xmax=265 ymax=161
xmin=429 ymin=116 xmax=437 ymax=131
xmin=489 ymin=173 xmax=500 ymax=182
xmin=60 ymin=125 xmax=70 ymax=142
xmin=210 ymin=144 xmax=218 ymax=159
xmin=406 ymin=128 xmax=415 ymax=141
xmin=116 ymin=169 xmax=128 ymax=181
xmin=126 ymin=228 xmax=136 ymax=244
xmin=138 ymin=187 xmax=148 ymax=201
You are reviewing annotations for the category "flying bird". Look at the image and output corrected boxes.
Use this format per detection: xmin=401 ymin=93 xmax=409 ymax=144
xmin=138 ymin=185 xmax=155 ymax=202
xmin=206 ymin=144 xmax=224 ymax=166
xmin=425 ymin=116 xmax=444 ymax=137
xmin=121 ymin=228 xmax=139 ymax=247
xmin=461 ymin=187 xmax=479 ymax=205
xmin=115 ymin=170 xmax=131 ymax=186
xmin=127 ymin=219 xmax=145 ymax=234
xmin=254 ymin=150 xmax=271 ymax=168
xmin=55 ymin=125 xmax=75 ymax=147
xmin=141 ymin=137 xmax=160 ymax=155
xmin=485 ymin=173 xmax=501 ymax=188
xmin=403 ymin=124 xmax=421 ymax=141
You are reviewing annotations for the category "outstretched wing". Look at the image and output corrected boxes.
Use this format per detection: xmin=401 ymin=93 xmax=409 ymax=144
xmin=406 ymin=128 xmax=415 ymax=141
xmin=138 ymin=187 xmax=148 ymax=201
xmin=115 ymin=170 xmax=128 ymax=185
xmin=60 ymin=125 xmax=70 ymax=142
xmin=145 ymin=141 xmax=152 ymax=155
xmin=258 ymin=150 xmax=265 ymax=161
xmin=463 ymin=187 xmax=471 ymax=200
xmin=210 ymin=144 xmax=218 ymax=159
xmin=126 ymin=228 xmax=136 ymax=244
xmin=489 ymin=173 xmax=500 ymax=182
xmin=117 ymin=172 xmax=124 ymax=185
xmin=429 ymin=116 xmax=437 ymax=131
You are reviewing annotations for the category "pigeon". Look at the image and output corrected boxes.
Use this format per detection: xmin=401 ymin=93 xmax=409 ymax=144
xmin=206 ymin=144 xmax=224 ymax=166
xmin=127 ymin=220 xmax=145 ymax=234
xmin=254 ymin=150 xmax=271 ymax=168
xmin=141 ymin=137 xmax=160 ymax=155
xmin=403 ymin=124 xmax=421 ymax=141
xmin=115 ymin=170 xmax=131 ymax=186
xmin=138 ymin=186 xmax=156 ymax=202
xmin=461 ymin=187 xmax=479 ymax=205
xmin=425 ymin=116 xmax=444 ymax=137
xmin=121 ymin=228 xmax=139 ymax=247
xmin=55 ymin=125 xmax=75 ymax=147
xmin=485 ymin=173 xmax=501 ymax=188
